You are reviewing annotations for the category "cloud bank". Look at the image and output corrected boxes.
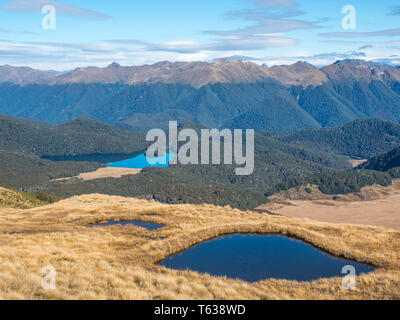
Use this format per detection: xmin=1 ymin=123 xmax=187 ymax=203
xmin=3 ymin=0 xmax=111 ymax=20
xmin=320 ymin=28 xmax=400 ymax=38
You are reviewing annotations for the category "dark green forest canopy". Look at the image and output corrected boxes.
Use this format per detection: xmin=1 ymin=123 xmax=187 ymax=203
xmin=271 ymin=119 xmax=400 ymax=158
xmin=359 ymin=146 xmax=400 ymax=171
xmin=0 ymin=114 xmax=147 ymax=157
xmin=1 ymin=77 xmax=400 ymax=133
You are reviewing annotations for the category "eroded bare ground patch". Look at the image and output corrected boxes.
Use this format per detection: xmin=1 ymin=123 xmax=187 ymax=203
xmin=0 ymin=194 xmax=399 ymax=300
xmin=349 ymin=159 xmax=368 ymax=168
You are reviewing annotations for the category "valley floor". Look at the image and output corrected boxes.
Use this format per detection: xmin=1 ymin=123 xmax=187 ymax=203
xmin=52 ymin=167 xmax=142 ymax=182
xmin=0 ymin=194 xmax=399 ymax=300
xmin=260 ymin=179 xmax=400 ymax=230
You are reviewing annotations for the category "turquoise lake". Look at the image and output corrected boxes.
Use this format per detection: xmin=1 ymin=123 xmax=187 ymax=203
xmin=107 ymin=153 xmax=176 ymax=169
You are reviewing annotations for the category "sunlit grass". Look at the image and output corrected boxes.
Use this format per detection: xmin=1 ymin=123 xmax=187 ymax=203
xmin=0 ymin=193 xmax=399 ymax=300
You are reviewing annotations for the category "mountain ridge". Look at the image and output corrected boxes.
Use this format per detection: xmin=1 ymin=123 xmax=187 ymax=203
xmin=0 ymin=65 xmax=60 ymax=83
xmin=3 ymin=59 xmax=398 ymax=88
xmin=1 ymin=59 xmax=400 ymax=133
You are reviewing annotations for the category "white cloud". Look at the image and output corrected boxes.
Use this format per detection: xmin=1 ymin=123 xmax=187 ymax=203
xmin=3 ymin=0 xmax=111 ymax=20
xmin=200 ymin=4 xmax=317 ymax=53
xmin=0 ymin=0 xmax=397 ymax=69
xmin=320 ymin=28 xmax=400 ymax=38
xmin=246 ymin=0 xmax=299 ymax=9
xmin=2 ymin=38 xmax=398 ymax=71
xmin=107 ymin=35 xmax=296 ymax=54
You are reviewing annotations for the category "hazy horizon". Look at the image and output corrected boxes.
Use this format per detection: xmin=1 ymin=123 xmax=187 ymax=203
xmin=1 ymin=57 xmax=399 ymax=73
xmin=0 ymin=0 xmax=399 ymax=70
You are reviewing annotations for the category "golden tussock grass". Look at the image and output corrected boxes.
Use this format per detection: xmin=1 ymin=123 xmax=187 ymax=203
xmin=0 ymin=187 xmax=45 ymax=209
xmin=0 ymin=193 xmax=399 ymax=300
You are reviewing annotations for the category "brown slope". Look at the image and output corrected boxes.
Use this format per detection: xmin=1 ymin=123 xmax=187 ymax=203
xmin=40 ymin=59 xmax=328 ymax=88
xmin=269 ymin=61 xmax=328 ymax=87
xmin=44 ymin=59 xmax=274 ymax=87
xmin=0 ymin=187 xmax=45 ymax=209
xmin=0 ymin=65 xmax=59 ymax=83
xmin=5 ymin=59 xmax=399 ymax=88
xmin=322 ymin=59 xmax=400 ymax=83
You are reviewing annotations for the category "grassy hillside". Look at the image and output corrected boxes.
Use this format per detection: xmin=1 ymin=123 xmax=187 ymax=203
xmin=1 ymin=194 xmax=399 ymax=299
xmin=272 ymin=119 xmax=400 ymax=158
xmin=0 ymin=187 xmax=45 ymax=209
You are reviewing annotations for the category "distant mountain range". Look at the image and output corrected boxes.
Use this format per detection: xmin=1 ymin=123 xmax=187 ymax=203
xmin=0 ymin=65 xmax=61 ymax=83
xmin=3 ymin=59 xmax=400 ymax=87
xmin=0 ymin=60 xmax=329 ymax=87
xmin=0 ymin=59 xmax=400 ymax=132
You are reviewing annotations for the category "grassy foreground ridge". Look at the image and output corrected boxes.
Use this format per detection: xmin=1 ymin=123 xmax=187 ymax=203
xmin=0 ymin=193 xmax=399 ymax=300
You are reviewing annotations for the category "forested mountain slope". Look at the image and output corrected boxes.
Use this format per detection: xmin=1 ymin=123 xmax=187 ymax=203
xmin=359 ymin=147 xmax=400 ymax=171
xmin=0 ymin=60 xmax=399 ymax=132
xmin=271 ymin=119 xmax=400 ymax=158
xmin=0 ymin=114 xmax=146 ymax=157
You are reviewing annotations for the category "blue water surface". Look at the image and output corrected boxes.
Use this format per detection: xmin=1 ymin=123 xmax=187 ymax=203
xmin=107 ymin=153 xmax=176 ymax=169
xmin=93 ymin=220 xmax=164 ymax=231
xmin=160 ymin=234 xmax=375 ymax=282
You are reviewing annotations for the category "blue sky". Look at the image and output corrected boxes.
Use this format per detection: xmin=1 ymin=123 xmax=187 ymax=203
xmin=0 ymin=0 xmax=399 ymax=70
